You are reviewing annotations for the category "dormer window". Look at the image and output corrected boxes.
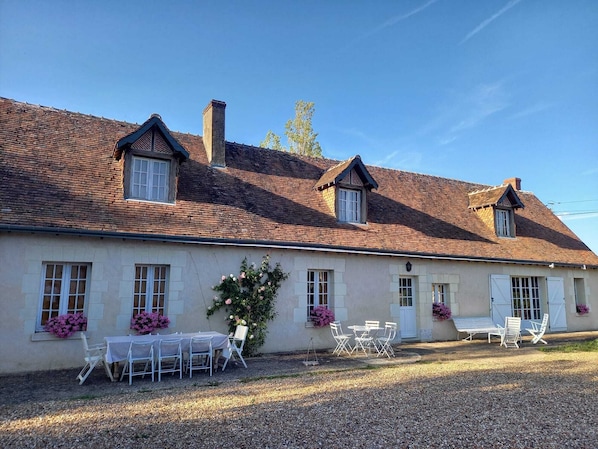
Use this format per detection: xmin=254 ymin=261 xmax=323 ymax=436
xmin=131 ymin=156 xmax=170 ymax=202
xmin=468 ymin=183 xmax=524 ymax=238
xmin=339 ymin=188 xmax=361 ymax=223
xmin=495 ymin=208 xmax=513 ymax=237
xmin=113 ymin=114 xmax=189 ymax=204
xmin=315 ymin=155 xmax=378 ymax=225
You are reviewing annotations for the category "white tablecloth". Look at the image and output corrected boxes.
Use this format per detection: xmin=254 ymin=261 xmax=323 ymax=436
xmin=104 ymin=332 xmax=230 ymax=364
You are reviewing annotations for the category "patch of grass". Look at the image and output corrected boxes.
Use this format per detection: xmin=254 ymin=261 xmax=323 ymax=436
xmin=539 ymin=339 xmax=598 ymax=353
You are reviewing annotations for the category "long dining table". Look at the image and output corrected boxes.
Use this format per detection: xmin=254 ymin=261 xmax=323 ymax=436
xmin=104 ymin=331 xmax=230 ymax=379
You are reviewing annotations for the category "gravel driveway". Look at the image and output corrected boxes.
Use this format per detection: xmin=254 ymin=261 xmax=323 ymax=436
xmin=1 ymin=333 xmax=597 ymax=448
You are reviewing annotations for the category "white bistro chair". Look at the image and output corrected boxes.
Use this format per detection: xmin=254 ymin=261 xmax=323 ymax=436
xmin=330 ymin=321 xmax=352 ymax=356
xmin=120 ymin=341 xmax=155 ymax=385
xmin=157 ymin=338 xmax=183 ymax=381
xmin=222 ymin=325 xmax=248 ymax=371
xmin=376 ymin=322 xmax=398 ymax=358
xmin=76 ymin=333 xmax=113 ymax=384
xmin=188 ymin=335 xmax=213 ymax=377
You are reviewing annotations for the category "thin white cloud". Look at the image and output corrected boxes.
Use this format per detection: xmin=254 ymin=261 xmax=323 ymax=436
xmin=508 ymin=102 xmax=552 ymax=120
xmin=438 ymin=81 xmax=510 ymax=144
xmin=351 ymin=0 xmax=439 ymax=45
xmin=460 ymin=0 xmax=523 ymax=44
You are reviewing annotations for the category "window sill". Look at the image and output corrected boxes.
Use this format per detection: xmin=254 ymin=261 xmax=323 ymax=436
xmin=31 ymin=331 xmax=83 ymax=342
xmin=125 ymin=198 xmax=175 ymax=206
xmin=576 ymin=313 xmax=590 ymax=317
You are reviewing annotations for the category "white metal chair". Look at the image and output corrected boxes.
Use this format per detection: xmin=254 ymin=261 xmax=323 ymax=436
xmin=352 ymin=326 xmax=376 ymax=356
xmin=330 ymin=321 xmax=352 ymax=356
xmin=76 ymin=333 xmax=113 ymax=384
xmin=525 ymin=313 xmax=549 ymax=345
xmin=365 ymin=320 xmax=380 ymax=328
xmin=500 ymin=317 xmax=522 ymax=349
xmin=188 ymin=335 xmax=213 ymax=377
xmin=156 ymin=338 xmax=183 ymax=381
xmin=376 ymin=322 xmax=397 ymax=358
xmin=120 ymin=341 xmax=155 ymax=385
xmin=222 ymin=325 xmax=248 ymax=371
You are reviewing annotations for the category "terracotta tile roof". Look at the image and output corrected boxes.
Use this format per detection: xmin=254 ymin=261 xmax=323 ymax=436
xmin=468 ymin=185 xmax=524 ymax=209
xmin=1 ymin=98 xmax=597 ymax=267
xmin=314 ymin=155 xmax=378 ymax=190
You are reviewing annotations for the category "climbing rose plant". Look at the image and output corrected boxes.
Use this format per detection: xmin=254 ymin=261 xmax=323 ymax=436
xmin=207 ymin=255 xmax=289 ymax=356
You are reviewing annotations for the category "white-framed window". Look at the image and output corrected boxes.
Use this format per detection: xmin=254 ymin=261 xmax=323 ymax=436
xmin=307 ymin=270 xmax=330 ymax=318
xmin=511 ymin=276 xmax=541 ymax=320
xmin=432 ymin=284 xmax=447 ymax=304
xmin=574 ymin=278 xmax=587 ymax=309
xmin=131 ymin=156 xmax=170 ymax=202
xmin=133 ymin=265 xmax=169 ymax=316
xmin=339 ymin=188 xmax=361 ymax=223
xmin=399 ymin=278 xmax=413 ymax=307
xmin=37 ymin=263 xmax=90 ymax=331
xmin=495 ymin=208 xmax=512 ymax=237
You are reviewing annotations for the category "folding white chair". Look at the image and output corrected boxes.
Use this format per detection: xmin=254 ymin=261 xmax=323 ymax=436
xmin=365 ymin=320 xmax=380 ymax=328
xmin=330 ymin=321 xmax=352 ymax=356
xmin=352 ymin=326 xmax=375 ymax=356
xmin=189 ymin=335 xmax=213 ymax=377
xmin=525 ymin=313 xmax=549 ymax=345
xmin=156 ymin=338 xmax=183 ymax=381
xmin=376 ymin=322 xmax=397 ymax=358
xmin=222 ymin=325 xmax=248 ymax=371
xmin=76 ymin=333 xmax=113 ymax=384
xmin=120 ymin=341 xmax=155 ymax=385
xmin=500 ymin=317 xmax=522 ymax=349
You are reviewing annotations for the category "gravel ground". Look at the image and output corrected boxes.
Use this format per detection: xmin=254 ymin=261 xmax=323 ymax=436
xmin=1 ymin=333 xmax=597 ymax=449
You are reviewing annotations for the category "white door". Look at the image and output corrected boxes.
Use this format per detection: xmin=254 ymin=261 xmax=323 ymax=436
xmin=490 ymin=274 xmax=512 ymax=326
xmin=399 ymin=277 xmax=417 ymax=338
xmin=547 ymin=277 xmax=567 ymax=331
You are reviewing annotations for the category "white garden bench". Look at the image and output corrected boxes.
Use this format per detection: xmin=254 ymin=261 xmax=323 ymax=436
xmin=452 ymin=317 xmax=502 ymax=343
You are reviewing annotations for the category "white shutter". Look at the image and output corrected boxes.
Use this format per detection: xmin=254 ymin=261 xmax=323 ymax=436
xmin=547 ymin=277 xmax=567 ymax=331
xmin=490 ymin=274 xmax=512 ymax=326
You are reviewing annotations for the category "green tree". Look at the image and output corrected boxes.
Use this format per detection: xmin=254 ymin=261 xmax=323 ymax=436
xmin=260 ymin=100 xmax=323 ymax=157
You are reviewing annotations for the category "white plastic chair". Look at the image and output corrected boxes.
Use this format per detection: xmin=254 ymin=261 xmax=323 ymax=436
xmin=376 ymin=322 xmax=397 ymax=358
xmin=157 ymin=338 xmax=183 ymax=381
xmin=500 ymin=317 xmax=522 ymax=349
xmin=188 ymin=335 xmax=213 ymax=377
xmin=330 ymin=321 xmax=352 ymax=356
xmin=526 ymin=313 xmax=549 ymax=345
xmin=222 ymin=325 xmax=248 ymax=371
xmin=76 ymin=333 xmax=113 ymax=384
xmin=120 ymin=341 xmax=155 ymax=385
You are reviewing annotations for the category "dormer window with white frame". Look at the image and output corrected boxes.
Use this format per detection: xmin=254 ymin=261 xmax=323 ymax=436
xmin=495 ymin=208 xmax=513 ymax=237
xmin=315 ymin=155 xmax=378 ymax=225
xmin=339 ymin=188 xmax=362 ymax=223
xmin=468 ymin=182 xmax=524 ymax=239
xmin=113 ymin=114 xmax=189 ymax=204
xmin=131 ymin=156 xmax=170 ymax=202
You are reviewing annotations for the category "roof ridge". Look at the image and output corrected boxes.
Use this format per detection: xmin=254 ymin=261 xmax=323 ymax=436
xmin=1 ymin=97 xmax=138 ymax=127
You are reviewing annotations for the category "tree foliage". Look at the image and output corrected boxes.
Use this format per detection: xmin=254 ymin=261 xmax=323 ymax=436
xmin=260 ymin=100 xmax=323 ymax=157
xmin=206 ymin=255 xmax=289 ymax=356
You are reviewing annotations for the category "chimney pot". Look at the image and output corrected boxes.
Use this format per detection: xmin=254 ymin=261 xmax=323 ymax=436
xmin=203 ymin=100 xmax=226 ymax=167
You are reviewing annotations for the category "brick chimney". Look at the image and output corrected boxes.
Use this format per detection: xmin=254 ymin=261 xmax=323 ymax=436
xmin=203 ymin=100 xmax=226 ymax=167
xmin=504 ymin=177 xmax=521 ymax=190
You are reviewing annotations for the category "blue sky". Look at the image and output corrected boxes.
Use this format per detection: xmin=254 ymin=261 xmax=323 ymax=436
xmin=1 ymin=0 xmax=597 ymax=253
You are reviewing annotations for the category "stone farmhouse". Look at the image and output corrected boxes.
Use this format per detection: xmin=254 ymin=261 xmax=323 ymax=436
xmin=1 ymin=97 xmax=596 ymax=373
